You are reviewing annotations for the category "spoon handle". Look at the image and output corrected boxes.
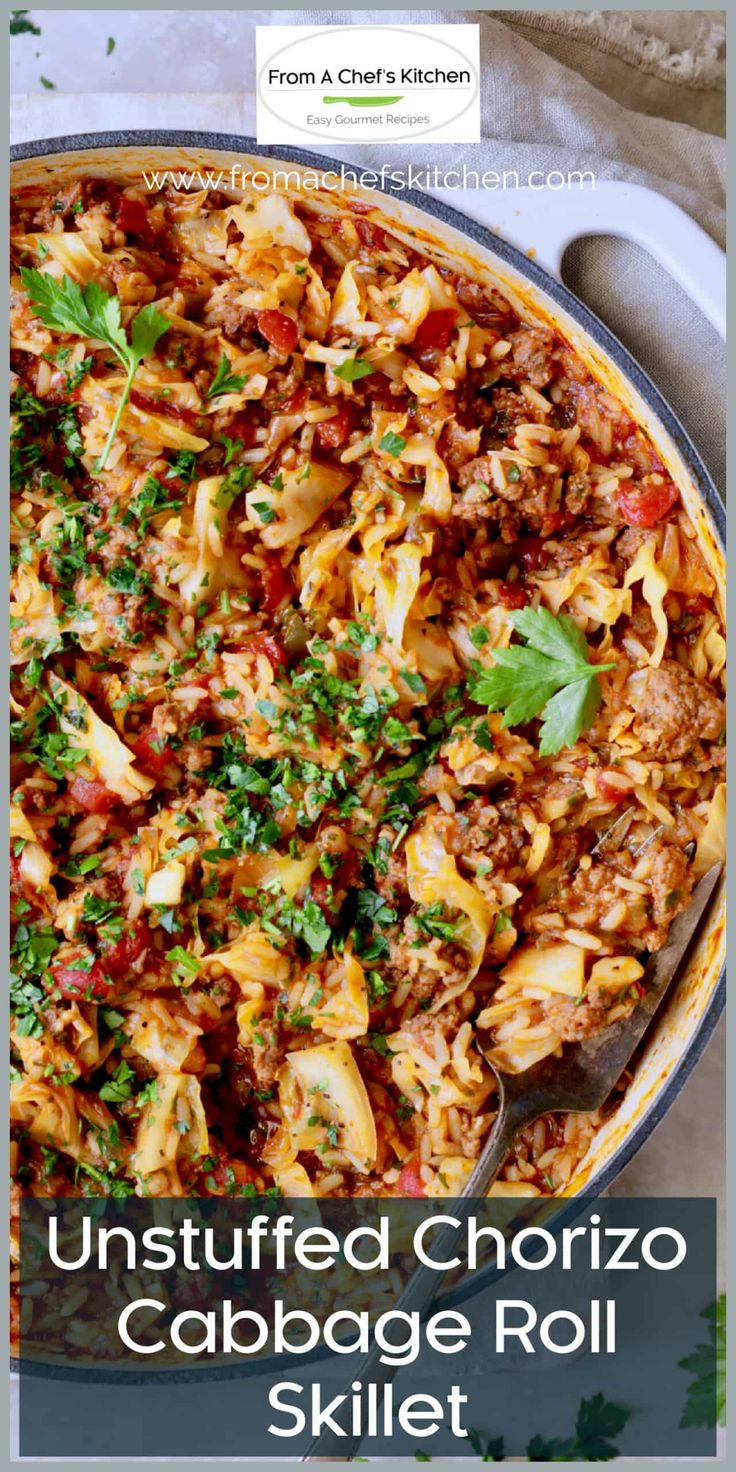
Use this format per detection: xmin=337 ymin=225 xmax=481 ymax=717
xmin=300 ymin=1088 xmax=527 ymax=1461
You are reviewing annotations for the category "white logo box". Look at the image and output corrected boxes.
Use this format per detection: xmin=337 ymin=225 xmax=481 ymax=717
xmin=256 ymin=23 xmax=481 ymax=146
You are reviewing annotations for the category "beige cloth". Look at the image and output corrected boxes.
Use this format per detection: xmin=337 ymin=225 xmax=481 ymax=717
xmin=497 ymin=10 xmax=726 ymax=132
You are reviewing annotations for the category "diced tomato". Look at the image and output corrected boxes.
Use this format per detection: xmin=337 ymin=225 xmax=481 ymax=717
xmin=68 ymin=778 xmax=117 ymax=814
xmin=596 ymin=769 xmax=635 ymax=804
xmin=129 ymin=391 xmax=195 ymax=426
xmin=256 ymin=310 xmax=299 ymax=355
xmin=50 ymin=961 xmax=113 ymax=1002
xmin=280 ymin=384 xmax=309 ymax=414
xmin=132 ymin=727 xmax=174 ymax=776
xmin=250 ymin=631 xmax=288 ymax=669
xmin=329 ymin=849 xmax=360 ymax=891
xmin=315 ymin=404 xmax=353 ymax=450
xmin=497 ymin=580 xmax=530 ymax=610
xmin=308 ymin=871 xmax=336 ymax=916
xmin=259 ymin=553 xmax=295 ymax=613
xmin=516 ymin=536 xmax=549 ymax=572
xmin=397 ymin=1161 xmax=426 ymax=1197
xmin=309 ymin=849 xmax=360 ymax=915
xmin=369 ymin=386 xmax=405 ymax=412
xmin=353 ymin=217 xmax=387 ymax=250
xmin=217 ymin=411 xmax=257 ymax=451
xmin=540 ymin=510 xmax=568 ymax=536
xmin=617 ymin=478 xmax=679 ymax=528
xmin=115 ymin=196 xmax=151 ymax=237
xmin=414 ymin=308 xmax=458 ymax=354
xmin=100 ymin=921 xmax=152 ymax=979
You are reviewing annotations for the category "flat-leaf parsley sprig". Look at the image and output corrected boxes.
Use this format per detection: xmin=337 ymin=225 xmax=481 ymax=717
xmin=470 ymin=605 xmax=616 ymax=757
xmin=206 ymin=353 xmax=247 ymax=400
xmin=20 ymin=267 xmax=169 ymax=471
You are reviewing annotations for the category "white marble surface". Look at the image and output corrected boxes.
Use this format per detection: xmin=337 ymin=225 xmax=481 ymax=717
xmin=10 ymin=9 xmax=726 ymax=1242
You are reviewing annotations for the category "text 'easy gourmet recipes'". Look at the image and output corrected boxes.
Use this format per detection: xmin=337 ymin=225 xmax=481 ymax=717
xmin=10 ymin=173 xmax=725 ymax=1270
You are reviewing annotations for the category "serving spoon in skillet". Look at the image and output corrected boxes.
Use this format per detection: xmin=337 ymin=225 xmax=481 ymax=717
xmin=302 ymin=858 xmax=722 ymax=1461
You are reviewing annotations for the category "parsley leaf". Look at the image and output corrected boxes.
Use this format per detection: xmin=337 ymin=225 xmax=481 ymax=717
xmin=166 ymin=449 xmax=198 ymax=483
xmin=10 ymin=10 xmax=41 ymax=36
xmin=333 ymin=356 xmax=373 ymax=382
xmin=251 ymin=500 xmax=276 ymax=525
xmin=124 ymin=474 xmax=182 ymax=533
xmin=20 ymin=269 xmax=169 ymax=470
xmin=466 ymin=1429 xmax=505 ymax=1461
xmin=526 ymin=1392 xmax=629 ymax=1461
xmin=98 ymin=1060 xmax=136 ymax=1103
xmin=470 ymin=606 xmax=615 ymax=756
xmin=378 ymin=430 xmax=406 ymax=458
xmin=298 ymin=900 xmax=332 ymax=956
xmin=679 ymin=1297 xmax=726 ymax=1429
xmin=206 ymin=354 xmax=247 ymax=399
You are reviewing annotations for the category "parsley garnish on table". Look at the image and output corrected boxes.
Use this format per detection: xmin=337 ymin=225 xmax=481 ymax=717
xmin=10 ymin=10 xmax=41 ymax=35
xmin=20 ymin=268 xmax=169 ymax=470
xmin=526 ymin=1393 xmax=630 ymax=1461
xmin=415 ymin=1393 xmax=630 ymax=1462
xmin=679 ymin=1296 xmax=726 ymax=1428
xmin=470 ymin=605 xmax=616 ymax=756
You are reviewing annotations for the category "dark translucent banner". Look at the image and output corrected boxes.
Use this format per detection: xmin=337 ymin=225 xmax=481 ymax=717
xmin=18 ymin=1196 xmax=717 ymax=1458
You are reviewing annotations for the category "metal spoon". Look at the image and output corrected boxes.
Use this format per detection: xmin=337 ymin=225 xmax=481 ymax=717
xmin=302 ymin=860 xmax=722 ymax=1461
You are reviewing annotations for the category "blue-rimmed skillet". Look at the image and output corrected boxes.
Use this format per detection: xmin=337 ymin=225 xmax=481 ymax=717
xmin=10 ymin=133 xmax=726 ymax=1383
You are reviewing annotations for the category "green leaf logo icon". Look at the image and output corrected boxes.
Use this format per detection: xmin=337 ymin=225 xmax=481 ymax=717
xmin=322 ymin=95 xmax=403 ymax=108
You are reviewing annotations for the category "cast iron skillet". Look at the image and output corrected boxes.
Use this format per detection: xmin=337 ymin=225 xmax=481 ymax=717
xmin=10 ymin=132 xmax=726 ymax=1382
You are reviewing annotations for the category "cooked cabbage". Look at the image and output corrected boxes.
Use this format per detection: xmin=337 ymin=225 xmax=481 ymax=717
xmin=694 ymin=782 xmax=726 ymax=877
xmin=179 ymin=475 xmax=228 ymax=607
xmin=49 ymin=675 xmax=154 ymax=804
xmin=127 ymin=1000 xmax=203 ymax=1072
xmin=398 ymin=436 xmax=453 ymax=521
xmin=406 ymin=822 xmax=494 ymax=985
xmin=203 ymin=929 xmax=292 ymax=988
xmin=372 ymin=534 xmax=432 ymax=650
xmin=330 ymin=261 xmax=365 ymax=328
xmin=498 ymin=942 xmax=585 ymax=998
xmin=285 ymin=1040 xmax=377 ymax=1172
xmin=145 ymin=860 xmax=186 ymax=908
xmin=29 ymin=230 xmax=104 ymax=283
xmin=623 ymin=538 xmax=668 ymax=666
xmin=312 ymin=952 xmax=370 ymax=1040
xmin=246 ymin=460 xmax=351 ymax=549
xmin=227 ymin=195 xmax=312 ymax=257
xmin=133 ymin=1073 xmax=209 ymax=1185
xmin=10 ymin=564 xmax=60 ymax=664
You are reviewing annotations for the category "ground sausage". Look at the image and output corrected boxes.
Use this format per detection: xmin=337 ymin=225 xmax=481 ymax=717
xmin=648 ymin=844 xmax=693 ymax=943
xmin=545 ymin=984 xmax=620 ymax=1042
xmin=634 ymin=658 xmax=725 ymax=759
xmin=506 ymin=327 xmax=556 ymax=389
